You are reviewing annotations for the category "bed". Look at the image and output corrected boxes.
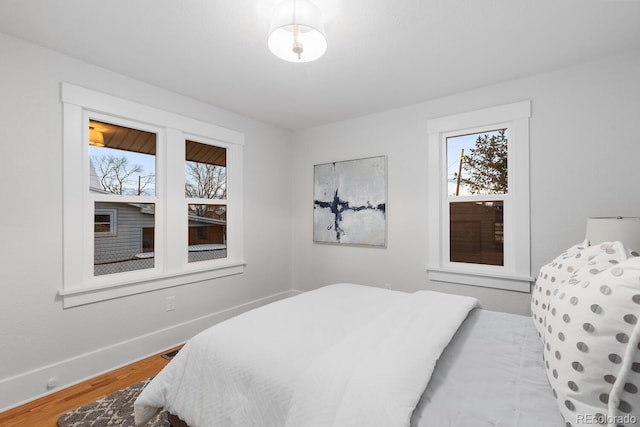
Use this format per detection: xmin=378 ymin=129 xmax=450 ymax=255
xmin=134 ymin=283 xmax=561 ymax=426
xmin=134 ymin=241 xmax=640 ymax=427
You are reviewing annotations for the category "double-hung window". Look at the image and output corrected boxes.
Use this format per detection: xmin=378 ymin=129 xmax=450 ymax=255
xmin=94 ymin=209 xmax=117 ymax=237
xmin=60 ymin=83 xmax=244 ymax=307
xmin=426 ymin=101 xmax=532 ymax=292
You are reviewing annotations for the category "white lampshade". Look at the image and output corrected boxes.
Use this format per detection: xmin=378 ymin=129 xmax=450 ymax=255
xmin=268 ymin=0 xmax=327 ymax=63
xmin=585 ymin=217 xmax=640 ymax=251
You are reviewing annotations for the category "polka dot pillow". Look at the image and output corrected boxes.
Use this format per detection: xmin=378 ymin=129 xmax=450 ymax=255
xmin=566 ymin=242 xmax=630 ymax=286
xmin=543 ymin=252 xmax=640 ymax=427
xmin=531 ymin=240 xmax=589 ymax=338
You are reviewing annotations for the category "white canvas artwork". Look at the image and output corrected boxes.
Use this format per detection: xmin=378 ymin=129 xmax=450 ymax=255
xmin=313 ymin=156 xmax=387 ymax=246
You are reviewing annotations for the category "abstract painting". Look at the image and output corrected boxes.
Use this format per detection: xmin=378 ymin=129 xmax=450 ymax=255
xmin=313 ymin=156 xmax=387 ymax=246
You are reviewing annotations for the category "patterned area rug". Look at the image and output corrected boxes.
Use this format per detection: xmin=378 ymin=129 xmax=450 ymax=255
xmin=57 ymin=377 xmax=169 ymax=427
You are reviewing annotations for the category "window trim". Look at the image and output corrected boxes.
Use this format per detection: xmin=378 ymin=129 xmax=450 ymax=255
xmin=60 ymin=82 xmax=245 ymax=308
xmin=426 ymin=101 xmax=532 ymax=292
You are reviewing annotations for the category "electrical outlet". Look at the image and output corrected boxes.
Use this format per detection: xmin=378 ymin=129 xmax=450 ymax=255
xmin=166 ymin=296 xmax=176 ymax=311
xmin=384 ymin=283 xmax=393 ymax=289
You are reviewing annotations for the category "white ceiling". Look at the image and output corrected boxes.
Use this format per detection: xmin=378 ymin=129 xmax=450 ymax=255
xmin=1 ymin=0 xmax=639 ymax=130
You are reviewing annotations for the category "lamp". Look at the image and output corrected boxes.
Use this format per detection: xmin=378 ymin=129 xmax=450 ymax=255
xmin=89 ymin=128 xmax=105 ymax=147
xmin=585 ymin=216 xmax=640 ymax=251
xmin=268 ymin=0 xmax=327 ymax=63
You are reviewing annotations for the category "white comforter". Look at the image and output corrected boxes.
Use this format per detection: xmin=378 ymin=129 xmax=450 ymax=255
xmin=134 ymin=284 xmax=478 ymax=427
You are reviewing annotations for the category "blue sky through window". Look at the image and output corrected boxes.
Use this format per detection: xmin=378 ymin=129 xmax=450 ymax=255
xmin=447 ymin=129 xmax=504 ymax=196
xmin=89 ymin=145 xmax=156 ymax=196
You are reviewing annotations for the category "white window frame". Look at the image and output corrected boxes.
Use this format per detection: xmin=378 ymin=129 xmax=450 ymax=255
xmin=94 ymin=208 xmax=117 ymax=237
xmin=183 ymin=133 xmax=232 ymax=264
xmin=426 ymin=100 xmax=532 ymax=292
xmin=60 ymin=82 xmax=245 ymax=308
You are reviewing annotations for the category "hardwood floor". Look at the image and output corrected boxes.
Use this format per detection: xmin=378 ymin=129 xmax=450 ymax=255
xmin=0 ymin=346 xmax=181 ymax=427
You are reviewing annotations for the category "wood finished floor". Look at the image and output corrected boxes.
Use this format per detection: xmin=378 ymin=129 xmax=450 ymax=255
xmin=0 ymin=346 xmax=181 ymax=427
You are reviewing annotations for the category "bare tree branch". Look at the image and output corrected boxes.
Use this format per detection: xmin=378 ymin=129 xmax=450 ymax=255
xmin=91 ymin=154 xmax=153 ymax=195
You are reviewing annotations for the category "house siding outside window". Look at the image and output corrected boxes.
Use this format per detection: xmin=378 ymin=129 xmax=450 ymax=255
xmin=60 ymin=83 xmax=245 ymax=308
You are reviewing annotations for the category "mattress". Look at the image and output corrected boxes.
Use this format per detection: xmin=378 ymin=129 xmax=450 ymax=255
xmin=412 ymin=308 xmax=563 ymax=426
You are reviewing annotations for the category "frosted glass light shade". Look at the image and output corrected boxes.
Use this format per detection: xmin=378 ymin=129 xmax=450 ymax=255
xmin=268 ymin=0 xmax=327 ymax=63
xmin=585 ymin=216 xmax=640 ymax=251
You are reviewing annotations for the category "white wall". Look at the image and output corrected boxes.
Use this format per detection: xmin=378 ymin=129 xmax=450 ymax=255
xmin=0 ymin=33 xmax=293 ymax=410
xmin=291 ymin=50 xmax=640 ymax=315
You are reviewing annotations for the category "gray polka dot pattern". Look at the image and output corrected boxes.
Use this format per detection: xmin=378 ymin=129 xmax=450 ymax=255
xmin=531 ymin=241 xmax=590 ymax=338
xmin=541 ymin=243 xmax=640 ymax=426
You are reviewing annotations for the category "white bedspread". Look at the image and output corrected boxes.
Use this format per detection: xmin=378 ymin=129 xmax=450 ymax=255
xmin=134 ymin=284 xmax=478 ymax=427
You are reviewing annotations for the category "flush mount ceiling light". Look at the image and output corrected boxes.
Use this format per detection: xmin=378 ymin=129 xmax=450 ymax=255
xmin=268 ymin=0 xmax=327 ymax=63
xmin=89 ymin=127 xmax=105 ymax=147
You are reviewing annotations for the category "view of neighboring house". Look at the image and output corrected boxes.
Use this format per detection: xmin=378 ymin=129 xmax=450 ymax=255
xmin=90 ymin=158 xmax=227 ymax=276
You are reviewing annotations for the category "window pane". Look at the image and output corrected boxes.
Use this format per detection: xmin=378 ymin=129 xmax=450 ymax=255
xmin=94 ymin=214 xmax=111 ymax=223
xmin=94 ymin=224 xmax=111 ymax=233
xmin=185 ymin=140 xmax=227 ymax=199
xmin=447 ymin=129 xmax=507 ymax=196
xmin=89 ymin=120 xmax=156 ymax=196
xmin=188 ymin=204 xmax=227 ymax=263
xmin=94 ymin=202 xmax=155 ymax=276
xmin=450 ymin=201 xmax=504 ymax=266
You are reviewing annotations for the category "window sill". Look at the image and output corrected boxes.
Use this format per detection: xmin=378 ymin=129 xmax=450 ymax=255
xmin=426 ymin=267 xmax=532 ymax=293
xmin=59 ymin=260 xmax=246 ymax=308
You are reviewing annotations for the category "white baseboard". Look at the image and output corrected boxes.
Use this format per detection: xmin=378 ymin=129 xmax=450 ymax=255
xmin=0 ymin=289 xmax=295 ymax=412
